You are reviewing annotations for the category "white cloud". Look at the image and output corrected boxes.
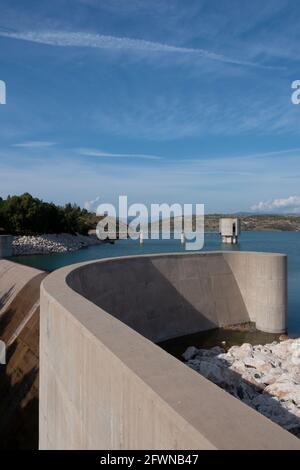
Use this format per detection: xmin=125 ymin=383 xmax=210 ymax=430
xmin=12 ymin=141 xmax=57 ymax=148
xmin=84 ymin=195 xmax=101 ymax=211
xmin=78 ymin=148 xmax=162 ymax=160
xmin=251 ymin=196 xmax=300 ymax=213
xmin=0 ymin=30 xmax=278 ymax=69
xmin=2 ymin=144 xmax=300 ymax=214
xmin=89 ymin=87 xmax=300 ymax=140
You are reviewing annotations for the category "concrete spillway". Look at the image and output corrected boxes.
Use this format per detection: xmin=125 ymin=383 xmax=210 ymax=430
xmin=68 ymin=251 xmax=287 ymax=340
xmin=0 ymin=260 xmax=46 ymax=449
xmin=0 ymin=252 xmax=296 ymax=449
xmin=40 ymin=252 xmax=299 ymax=450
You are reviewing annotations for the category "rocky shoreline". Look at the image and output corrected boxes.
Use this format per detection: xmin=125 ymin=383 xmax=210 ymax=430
xmin=12 ymin=233 xmax=102 ymax=255
xmin=183 ymin=338 xmax=300 ymax=437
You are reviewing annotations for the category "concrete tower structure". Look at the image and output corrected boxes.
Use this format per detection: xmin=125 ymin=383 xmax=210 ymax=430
xmin=219 ymin=218 xmax=240 ymax=244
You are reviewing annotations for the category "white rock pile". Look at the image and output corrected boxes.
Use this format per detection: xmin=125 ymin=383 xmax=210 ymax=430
xmin=183 ymin=339 xmax=300 ymax=437
xmin=12 ymin=233 xmax=102 ymax=255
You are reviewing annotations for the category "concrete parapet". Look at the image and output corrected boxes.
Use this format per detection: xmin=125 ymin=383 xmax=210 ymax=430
xmin=39 ymin=251 xmax=297 ymax=450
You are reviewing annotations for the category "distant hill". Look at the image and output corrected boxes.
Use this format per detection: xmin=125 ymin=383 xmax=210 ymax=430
xmin=147 ymin=214 xmax=300 ymax=232
xmin=205 ymin=214 xmax=300 ymax=232
xmin=84 ymin=212 xmax=300 ymax=235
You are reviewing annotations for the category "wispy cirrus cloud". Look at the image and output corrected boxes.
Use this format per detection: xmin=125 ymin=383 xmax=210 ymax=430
xmin=1 ymin=143 xmax=300 ymax=213
xmin=78 ymin=148 xmax=162 ymax=160
xmin=12 ymin=140 xmax=57 ymax=148
xmin=0 ymin=30 xmax=280 ymax=69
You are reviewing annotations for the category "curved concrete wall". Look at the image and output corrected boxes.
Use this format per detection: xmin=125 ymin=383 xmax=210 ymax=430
xmin=39 ymin=252 xmax=298 ymax=450
xmin=0 ymin=260 xmax=45 ymax=449
xmin=223 ymin=252 xmax=287 ymax=334
xmin=68 ymin=251 xmax=287 ymax=340
xmin=0 ymin=259 xmax=43 ymax=318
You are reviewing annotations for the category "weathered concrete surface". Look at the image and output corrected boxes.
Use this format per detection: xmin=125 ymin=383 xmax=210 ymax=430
xmin=40 ymin=252 xmax=299 ymax=450
xmin=0 ymin=260 xmax=46 ymax=449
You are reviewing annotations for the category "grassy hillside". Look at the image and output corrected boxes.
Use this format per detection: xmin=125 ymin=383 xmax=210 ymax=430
xmin=205 ymin=214 xmax=300 ymax=232
xmin=150 ymin=214 xmax=300 ymax=232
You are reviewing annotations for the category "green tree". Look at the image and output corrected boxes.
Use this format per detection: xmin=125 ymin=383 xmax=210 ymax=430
xmin=0 ymin=193 xmax=90 ymax=235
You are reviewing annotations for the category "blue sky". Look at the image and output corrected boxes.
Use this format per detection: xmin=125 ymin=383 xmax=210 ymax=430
xmin=0 ymin=0 xmax=300 ymax=213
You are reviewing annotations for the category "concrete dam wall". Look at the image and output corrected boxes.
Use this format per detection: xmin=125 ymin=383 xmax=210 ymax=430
xmin=0 ymin=260 xmax=46 ymax=449
xmin=68 ymin=251 xmax=287 ymax=341
xmin=40 ymin=252 xmax=299 ymax=449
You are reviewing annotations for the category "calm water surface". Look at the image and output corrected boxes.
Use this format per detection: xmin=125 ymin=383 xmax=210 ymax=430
xmin=11 ymin=231 xmax=300 ymax=336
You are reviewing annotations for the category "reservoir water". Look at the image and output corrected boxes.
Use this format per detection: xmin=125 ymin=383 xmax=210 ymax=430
xmin=11 ymin=231 xmax=300 ymax=336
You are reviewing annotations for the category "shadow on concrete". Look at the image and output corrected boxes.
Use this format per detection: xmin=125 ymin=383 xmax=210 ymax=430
xmin=68 ymin=255 xmax=299 ymax=439
xmin=68 ymin=254 xmax=250 ymax=343
xmin=0 ymin=273 xmax=46 ymax=449
xmin=0 ymin=285 xmax=15 ymax=313
xmin=0 ymin=340 xmax=38 ymax=449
